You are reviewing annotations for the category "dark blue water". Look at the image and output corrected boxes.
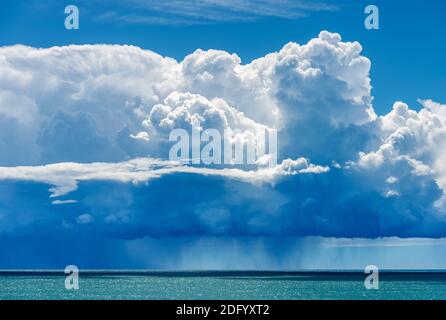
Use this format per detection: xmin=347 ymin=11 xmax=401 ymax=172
xmin=1 ymin=271 xmax=446 ymax=299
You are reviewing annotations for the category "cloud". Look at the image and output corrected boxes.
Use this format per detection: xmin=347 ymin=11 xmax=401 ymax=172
xmin=355 ymin=100 xmax=446 ymax=211
xmin=76 ymin=213 xmax=94 ymax=224
xmin=0 ymin=157 xmax=327 ymax=198
xmin=51 ymin=199 xmax=78 ymax=205
xmin=92 ymin=0 xmax=337 ymax=25
xmin=1 ymin=31 xmax=446 ymax=252
xmin=0 ymin=31 xmax=375 ymax=166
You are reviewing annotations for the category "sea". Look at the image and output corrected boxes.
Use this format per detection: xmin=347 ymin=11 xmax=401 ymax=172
xmin=1 ymin=270 xmax=446 ymax=300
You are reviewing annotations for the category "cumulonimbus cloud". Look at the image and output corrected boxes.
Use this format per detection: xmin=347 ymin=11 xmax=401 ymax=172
xmin=1 ymin=31 xmax=446 ymax=239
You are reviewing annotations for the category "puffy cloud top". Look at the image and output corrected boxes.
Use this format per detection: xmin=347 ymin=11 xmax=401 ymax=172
xmin=1 ymin=32 xmax=446 ymax=239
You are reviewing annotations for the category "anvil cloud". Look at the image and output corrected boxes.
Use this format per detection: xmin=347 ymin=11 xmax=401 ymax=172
xmin=1 ymin=31 xmax=446 ymax=246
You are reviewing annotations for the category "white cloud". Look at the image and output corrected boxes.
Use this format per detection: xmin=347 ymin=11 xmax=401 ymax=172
xmin=76 ymin=213 xmax=94 ymax=224
xmin=51 ymin=199 xmax=78 ymax=205
xmin=0 ymin=31 xmax=377 ymax=167
xmin=93 ymin=0 xmax=337 ymax=25
xmin=353 ymin=100 xmax=446 ymax=211
xmin=1 ymin=32 xmax=446 ymax=238
xmin=0 ymin=157 xmax=327 ymax=198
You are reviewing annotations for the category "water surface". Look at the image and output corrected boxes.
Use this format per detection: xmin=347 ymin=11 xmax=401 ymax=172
xmin=1 ymin=271 xmax=446 ymax=300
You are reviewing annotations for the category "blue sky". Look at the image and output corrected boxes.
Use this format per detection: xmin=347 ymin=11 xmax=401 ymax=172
xmin=0 ymin=0 xmax=445 ymax=114
xmin=1 ymin=0 xmax=446 ymax=270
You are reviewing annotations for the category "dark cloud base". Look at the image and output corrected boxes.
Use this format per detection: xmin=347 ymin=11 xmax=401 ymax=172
xmin=1 ymin=167 xmax=444 ymax=240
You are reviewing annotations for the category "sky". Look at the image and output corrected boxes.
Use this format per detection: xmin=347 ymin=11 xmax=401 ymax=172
xmin=0 ymin=0 xmax=446 ymax=270
xmin=1 ymin=0 xmax=445 ymax=114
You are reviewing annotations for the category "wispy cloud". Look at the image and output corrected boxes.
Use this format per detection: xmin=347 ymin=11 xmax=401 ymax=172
xmin=94 ymin=0 xmax=338 ymax=25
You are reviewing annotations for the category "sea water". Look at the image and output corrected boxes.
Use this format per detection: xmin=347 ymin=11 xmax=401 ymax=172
xmin=1 ymin=271 xmax=446 ymax=300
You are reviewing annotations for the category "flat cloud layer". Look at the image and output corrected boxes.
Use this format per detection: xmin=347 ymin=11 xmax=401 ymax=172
xmin=1 ymin=31 xmax=446 ymax=245
xmin=0 ymin=157 xmax=328 ymax=198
